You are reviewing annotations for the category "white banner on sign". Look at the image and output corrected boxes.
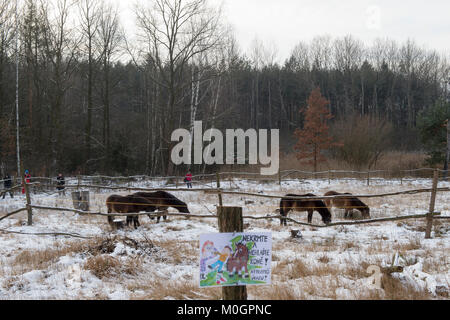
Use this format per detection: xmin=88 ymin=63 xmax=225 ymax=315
xmin=199 ymin=232 xmax=272 ymax=287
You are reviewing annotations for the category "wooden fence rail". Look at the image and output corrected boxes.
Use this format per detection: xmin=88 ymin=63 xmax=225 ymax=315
xmin=1 ymin=205 xmax=447 ymax=231
xmin=0 ymin=168 xmax=449 ymax=240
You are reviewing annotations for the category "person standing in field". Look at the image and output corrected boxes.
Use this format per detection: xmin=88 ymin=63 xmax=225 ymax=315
xmin=56 ymin=173 xmax=65 ymax=196
xmin=185 ymin=170 xmax=192 ymax=188
xmin=1 ymin=173 xmax=13 ymax=199
xmin=22 ymin=170 xmax=31 ymax=194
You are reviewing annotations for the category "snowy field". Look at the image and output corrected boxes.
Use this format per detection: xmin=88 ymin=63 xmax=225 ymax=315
xmin=0 ymin=177 xmax=449 ymax=300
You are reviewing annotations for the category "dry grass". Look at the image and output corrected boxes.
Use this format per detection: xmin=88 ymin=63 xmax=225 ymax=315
xmin=274 ymin=258 xmax=344 ymax=280
xmin=130 ymin=279 xmax=221 ymax=300
xmin=254 ymin=284 xmax=305 ymax=300
xmin=83 ymin=254 xmax=144 ymax=279
xmin=392 ymin=237 xmax=422 ymax=252
xmin=8 ymin=236 xmax=155 ymax=279
xmin=84 ymin=255 xmax=122 ymax=278
xmin=153 ymin=239 xmax=197 ymax=265
xmin=278 ymin=151 xmax=427 ymax=173
xmin=11 ymin=240 xmax=91 ymax=275
xmin=379 ymin=274 xmax=433 ymax=300
xmin=317 ymin=254 xmax=331 ymax=264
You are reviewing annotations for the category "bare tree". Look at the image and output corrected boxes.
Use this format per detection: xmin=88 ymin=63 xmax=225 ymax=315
xmin=41 ymin=0 xmax=80 ymax=173
xmin=310 ymin=35 xmax=332 ymax=71
xmin=332 ymin=114 xmax=393 ymax=170
xmin=0 ymin=0 xmax=14 ymax=115
xmin=78 ymin=0 xmax=101 ymax=171
xmin=96 ymin=1 xmax=122 ymax=173
xmin=290 ymin=41 xmax=310 ymax=72
xmin=135 ymin=0 xmax=224 ymax=175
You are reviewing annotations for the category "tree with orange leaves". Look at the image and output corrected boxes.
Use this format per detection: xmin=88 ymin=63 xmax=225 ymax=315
xmin=294 ymin=87 xmax=340 ymax=172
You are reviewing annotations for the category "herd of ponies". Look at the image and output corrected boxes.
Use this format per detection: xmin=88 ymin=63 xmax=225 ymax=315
xmin=105 ymin=190 xmax=370 ymax=229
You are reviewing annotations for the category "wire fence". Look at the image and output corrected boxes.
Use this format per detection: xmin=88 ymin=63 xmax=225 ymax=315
xmin=1 ymin=167 xmax=449 ymax=188
xmin=0 ymin=167 xmax=449 ymax=241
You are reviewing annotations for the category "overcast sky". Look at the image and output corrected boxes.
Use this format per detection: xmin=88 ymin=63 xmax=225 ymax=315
xmin=117 ymin=0 xmax=450 ymax=62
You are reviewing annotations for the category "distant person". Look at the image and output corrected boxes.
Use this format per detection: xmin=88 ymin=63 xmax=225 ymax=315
xmin=56 ymin=173 xmax=65 ymax=195
xmin=184 ymin=170 xmax=193 ymax=188
xmin=1 ymin=173 xmax=13 ymax=199
xmin=22 ymin=170 xmax=31 ymax=194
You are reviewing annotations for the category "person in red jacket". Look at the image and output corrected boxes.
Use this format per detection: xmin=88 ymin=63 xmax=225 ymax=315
xmin=22 ymin=170 xmax=31 ymax=194
xmin=184 ymin=170 xmax=192 ymax=188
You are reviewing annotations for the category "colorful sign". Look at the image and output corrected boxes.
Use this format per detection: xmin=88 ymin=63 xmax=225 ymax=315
xmin=199 ymin=232 xmax=272 ymax=287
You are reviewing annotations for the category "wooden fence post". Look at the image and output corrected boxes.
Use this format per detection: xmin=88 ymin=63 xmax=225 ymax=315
xmin=216 ymin=172 xmax=223 ymax=207
xmin=278 ymin=170 xmax=281 ymax=186
xmin=425 ymin=169 xmax=439 ymax=239
xmin=24 ymin=181 xmax=32 ymax=226
xmin=217 ymin=206 xmax=247 ymax=300
xmin=367 ymin=171 xmax=370 ymax=186
xmin=328 ymin=170 xmax=331 ymax=185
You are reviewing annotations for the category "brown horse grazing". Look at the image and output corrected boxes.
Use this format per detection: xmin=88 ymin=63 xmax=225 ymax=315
xmin=131 ymin=191 xmax=190 ymax=224
xmin=279 ymin=193 xmax=332 ymax=226
xmin=106 ymin=194 xmax=156 ymax=229
xmin=323 ymin=191 xmax=370 ymax=219
xmin=226 ymin=243 xmax=249 ymax=279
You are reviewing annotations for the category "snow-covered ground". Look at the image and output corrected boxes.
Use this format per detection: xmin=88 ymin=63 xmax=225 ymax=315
xmin=0 ymin=177 xmax=449 ymax=300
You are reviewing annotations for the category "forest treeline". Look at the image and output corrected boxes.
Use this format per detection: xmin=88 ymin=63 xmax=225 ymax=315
xmin=0 ymin=0 xmax=449 ymax=176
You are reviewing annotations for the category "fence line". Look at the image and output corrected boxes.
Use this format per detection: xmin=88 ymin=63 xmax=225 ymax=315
xmin=0 ymin=168 xmax=449 ymax=240
xmin=1 ymin=205 xmax=447 ymax=233
xmin=204 ymin=187 xmax=450 ymax=200
xmin=2 ymin=167 xmax=449 ymax=184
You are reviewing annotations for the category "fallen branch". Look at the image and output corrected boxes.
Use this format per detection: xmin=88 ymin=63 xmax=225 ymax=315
xmin=0 ymin=208 xmax=28 ymax=221
xmin=0 ymin=227 xmax=93 ymax=239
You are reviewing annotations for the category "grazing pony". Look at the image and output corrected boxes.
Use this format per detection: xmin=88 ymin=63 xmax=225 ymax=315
xmin=131 ymin=191 xmax=190 ymax=224
xmin=279 ymin=193 xmax=332 ymax=226
xmin=226 ymin=243 xmax=249 ymax=279
xmin=323 ymin=191 xmax=370 ymax=219
xmin=106 ymin=194 xmax=156 ymax=229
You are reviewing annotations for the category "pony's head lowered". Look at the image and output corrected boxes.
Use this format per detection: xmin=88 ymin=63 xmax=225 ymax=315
xmin=360 ymin=206 xmax=370 ymax=219
xmin=317 ymin=205 xmax=332 ymax=224
xmin=174 ymin=199 xmax=190 ymax=213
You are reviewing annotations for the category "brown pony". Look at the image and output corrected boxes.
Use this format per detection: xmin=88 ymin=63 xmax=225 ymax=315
xmin=106 ymin=194 xmax=156 ymax=229
xmin=226 ymin=242 xmax=249 ymax=279
xmin=279 ymin=193 xmax=332 ymax=226
xmin=323 ymin=191 xmax=370 ymax=219
xmin=131 ymin=191 xmax=190 ymax=224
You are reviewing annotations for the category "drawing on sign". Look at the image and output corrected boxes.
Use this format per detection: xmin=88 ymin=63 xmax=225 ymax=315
xmin=199 ymin=232 xmax=271 ymax=287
